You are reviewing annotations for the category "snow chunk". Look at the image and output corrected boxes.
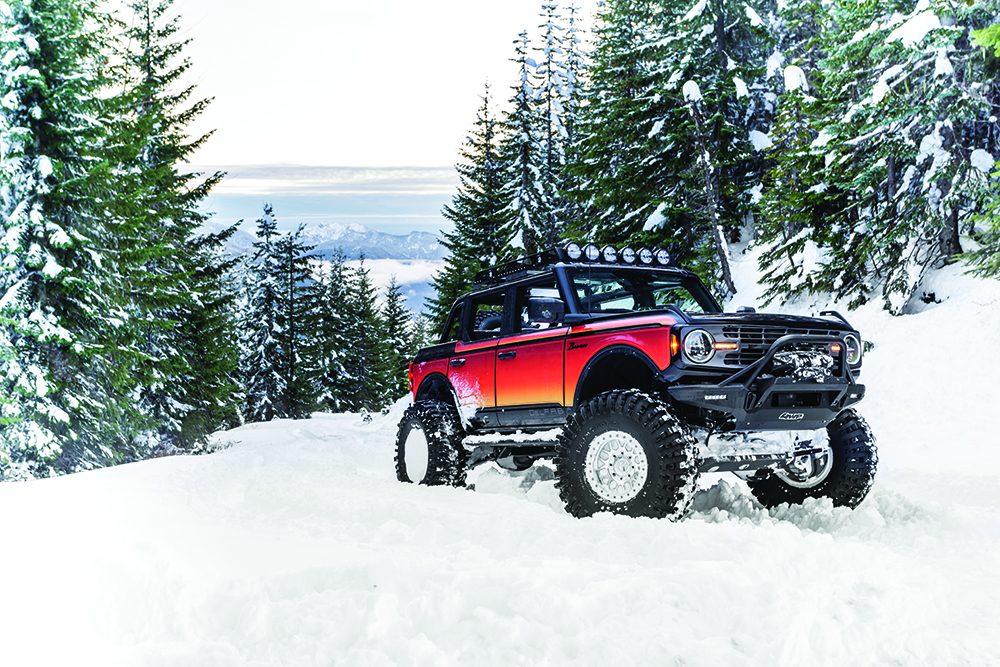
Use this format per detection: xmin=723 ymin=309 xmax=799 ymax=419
xmin=766 ymin=49 xmax=785 ymax=78
xmin=872 ymin=65 xmax=905 ymax=104
xmin=649 ymin=119 xmax=665 ymax=138
xmin=643 ymin=202 xmax=668 ymax=231
xmin=734 ymin=77 xmax=748 ymax=98
xmin=783 ymin=65 xmax=807 ymax=92
xmin=934 ymin=48 xmax=953 ymax=77
xmin=749 ymin=130 xmax=773 ymax=151
xmin=887 ymin=9 xmax=940 ymax=47
xmin=811 ymin=130 xmax=834 ymax=149
xmin=744 ymin=5 xmax=763 ymax=27
xmin=683 ymin=0 xmax=707 ymax=21
xmin=971 ymin=149 xmax=995 ymax=173
xmin=682 ymin=80 xmax=702 ymax=103
xmin=37 ymin=156 xmax=53 ymax=179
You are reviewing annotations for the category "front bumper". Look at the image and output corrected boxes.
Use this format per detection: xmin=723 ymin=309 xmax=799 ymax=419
xmin=665 ymin=334 xmax=865 ymax=431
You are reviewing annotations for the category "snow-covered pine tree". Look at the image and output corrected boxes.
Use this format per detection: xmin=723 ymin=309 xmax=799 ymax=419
xmin=303 ymin=250 xmax=350 ymax=413
xmin=105 ymin=0 xmax=234 ymax=452
xmin=381 ymin=276 xmax=415 ymax=402
xmin=532 ymin=3 xmax=571 ymax=247
xmin=645 ymin=0 xmax=772 ymax=295
xmin=0 ymin=0 xmax=132 ymax=476
xmin=555 ymin=3 xmax=588 ymax=227
xmin=501 ymin=31 xmax=544 ymax=254
xmin=961 ymin=18 xmax=1000 ymax=278
xmin=758 ymin=0 xmax=1000 ymax=311
xmin=241 ymin=205 xmax=282 ymax=422
xmin=338 ymin=257 xmax=389 ymax=412
xmin=271 ymin=223 xmax=319 ymax=419
xmin=428 ymin=84 xmax=514 ymax=330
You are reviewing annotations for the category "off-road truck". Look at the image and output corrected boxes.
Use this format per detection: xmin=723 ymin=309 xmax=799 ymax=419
xmin=395 ymin=243 xmax=877 ymax=519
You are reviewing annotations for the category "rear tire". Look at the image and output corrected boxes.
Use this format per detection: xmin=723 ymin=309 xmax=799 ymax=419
xmin=555 ymin=390 xmax=699 ymax=519
xmin=747 ymin=409 xmax=878 ymax=509
xmin=395 ymin=401 xmax=467 ymax=486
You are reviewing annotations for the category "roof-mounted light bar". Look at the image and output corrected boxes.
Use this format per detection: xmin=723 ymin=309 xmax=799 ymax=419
xmin=561 ymin=242 xmax=674 ymax=267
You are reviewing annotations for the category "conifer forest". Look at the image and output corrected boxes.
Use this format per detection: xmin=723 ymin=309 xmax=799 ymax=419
xmin=2 ymin=0 xmax=1000 ymax=479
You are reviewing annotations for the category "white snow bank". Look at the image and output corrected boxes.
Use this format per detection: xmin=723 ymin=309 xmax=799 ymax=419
xmin=2 ymin=252 xmax=1000 ymax=666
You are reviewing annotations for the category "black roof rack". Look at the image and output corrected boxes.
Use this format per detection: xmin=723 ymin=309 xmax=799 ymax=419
xmin=473 ymin=248 xmax=566 ymax=288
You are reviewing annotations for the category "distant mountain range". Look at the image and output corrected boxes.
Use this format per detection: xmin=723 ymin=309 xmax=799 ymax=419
xmin=202 ymin=221 xmax=447 ymax=261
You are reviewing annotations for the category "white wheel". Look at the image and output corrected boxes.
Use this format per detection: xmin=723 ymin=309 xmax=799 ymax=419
xmin=402 ymin=425 xmax=430 ymax=483
xmin=583 ymin=430 xmax=649 ymax=503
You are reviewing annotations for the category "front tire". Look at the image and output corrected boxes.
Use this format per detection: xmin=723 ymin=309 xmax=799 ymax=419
xmin=395 ymin=401 xmax=467 ymax=486
xmin=747 ymin=409 xmax=878 ymax=509
xmin=555 ymin=390 xmax=699 ymax=519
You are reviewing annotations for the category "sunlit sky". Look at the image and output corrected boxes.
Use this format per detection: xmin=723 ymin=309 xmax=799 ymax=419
xmin=153 ymin=0 xmax=598 ymax=233
xmin=171 ymin=0 xmax=598 ymax=167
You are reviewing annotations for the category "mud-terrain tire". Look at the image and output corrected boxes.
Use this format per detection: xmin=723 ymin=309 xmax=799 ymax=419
xmin=395 ymin=401 xmax=468 ymax=486
xmin=747 ymin=409 xmax=878 ymax=509
xmin=555 ymin=390 xmax=700 ymax=519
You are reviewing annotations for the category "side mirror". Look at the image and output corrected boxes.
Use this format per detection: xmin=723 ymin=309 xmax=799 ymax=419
xmin=528 ymin=297 xmax=565 ymax=323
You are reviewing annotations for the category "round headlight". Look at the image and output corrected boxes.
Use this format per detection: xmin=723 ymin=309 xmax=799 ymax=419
xmin=583 ymin=244 xmax=600 ymax=261
xmin=844 ymin=334 xmax=862 ymax=365
xmin=602 ymin=245 xmax=617 ymax=262
xmin=620 ymin=247 xmax=636 ymax=264
xmin=638 ymin=248 xmax=653 ymax=264
xmin=683 ymin=329 xmax=716 ymax=364
xmin=565 ymin=242 xmax=582 ymax=260
xmin=654 ymin=248 xmax=671 ymax=266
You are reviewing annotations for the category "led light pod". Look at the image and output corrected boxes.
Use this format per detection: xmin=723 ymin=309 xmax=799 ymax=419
xmin=583 ymin=244 xmax=601 ymax=261
xmin=654 ymin=248 xmax=671 ymax=266
xmin=620 ymin=246 xmax=636 ymax=264
xmin=638 ymin=248 xmax=653 ymax=264
xmin=602 ymin=245 xmax=617 ymax=262
xmin=565 ymin=242 xmax=582 ymax=260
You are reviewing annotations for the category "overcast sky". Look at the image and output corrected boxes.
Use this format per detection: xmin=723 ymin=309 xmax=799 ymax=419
xmin=168 ymin=0 xmax=598 ymax=168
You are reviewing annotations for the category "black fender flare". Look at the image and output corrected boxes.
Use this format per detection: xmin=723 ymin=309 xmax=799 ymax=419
xmin=415 ymin=372 xmax=453 ymax=403
xmin=572 ymin=344 xmax=661 ymax=408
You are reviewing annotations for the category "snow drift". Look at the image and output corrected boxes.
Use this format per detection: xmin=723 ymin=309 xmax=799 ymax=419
xmin=2 ymin=251 xmax=1000 ymax=666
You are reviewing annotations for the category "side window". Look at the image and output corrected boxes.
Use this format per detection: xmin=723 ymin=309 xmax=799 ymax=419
xmin=468 ymin=290 xmax=506 ymax=341
xmin=515 ymin=278 xmax=566 ymax=332
xmin=442 ymin=303 xmax=465 ymax=342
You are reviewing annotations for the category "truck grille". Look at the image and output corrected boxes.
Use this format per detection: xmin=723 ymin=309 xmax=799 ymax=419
xmin=720 ymin=325 xmax=843 ymax=366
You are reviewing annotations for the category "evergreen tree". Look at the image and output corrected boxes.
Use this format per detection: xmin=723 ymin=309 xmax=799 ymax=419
xmin=272 ymin=223 xmax=318 ymax=419
xmin=240 ymin=206 xmax=317 ymax=421
xmin=502 ymin=31 xmax=544 ymax=253
xmin=381 ymin=276 xmax=415 ymax=402
xmin=569 ymin=0 xmax=666 ymax=242
xmin=428 ymin=84 xmax=514 ymax=330
xmin=304 ymin=251 xmax=350 ymax=412
xmin=241 ymin=205 xmax=282 ymax=422
xmin=106 ymin=0 xmax=233 ymax=452
xmin=0 ymin=0 xmax=131 ymax=476
xmin=338 ymin=257 xmax=389 ymax=412
xmin=757 ymin=0 xmax=1000 ymax=311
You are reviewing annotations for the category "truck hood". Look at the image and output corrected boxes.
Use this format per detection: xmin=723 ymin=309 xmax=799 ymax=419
xmin=686 ymin=311 xmax=856 ymax=332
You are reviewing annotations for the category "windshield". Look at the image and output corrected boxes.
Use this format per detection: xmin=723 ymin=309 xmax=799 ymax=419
xmin=568 ymin=268 xmax=721 ymax=315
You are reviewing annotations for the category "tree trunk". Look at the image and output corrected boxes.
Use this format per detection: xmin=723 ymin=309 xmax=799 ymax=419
xmin=689 ymin=101 xmax=737 ymax=297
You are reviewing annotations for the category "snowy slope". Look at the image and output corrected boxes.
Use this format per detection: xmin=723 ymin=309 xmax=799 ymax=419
xmin=3 ymin=253 xmax=1000 ymax=666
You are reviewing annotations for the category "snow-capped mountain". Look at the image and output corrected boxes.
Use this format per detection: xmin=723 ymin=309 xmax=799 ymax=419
xmin=298 ymin=222 xmax=446 ymax=261
xmin=200 ymin=221 xmax=446 ymax=262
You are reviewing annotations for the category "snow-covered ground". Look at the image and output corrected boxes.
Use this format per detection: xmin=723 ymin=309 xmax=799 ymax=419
xmin=3 ymin=248 xmax=1000 ymax=666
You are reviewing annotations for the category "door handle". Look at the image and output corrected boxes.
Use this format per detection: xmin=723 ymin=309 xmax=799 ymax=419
xmin=450 ymin=358 xmax=466 ymax=367
xmin=498 ymin=351 xmax=517 ymax=360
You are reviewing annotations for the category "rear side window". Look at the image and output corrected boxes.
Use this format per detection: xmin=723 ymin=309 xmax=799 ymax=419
xmin=441 ymin=303 xmax=465 ymax=342
xmin=469 ymin=291 xmax=506 ymax=340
